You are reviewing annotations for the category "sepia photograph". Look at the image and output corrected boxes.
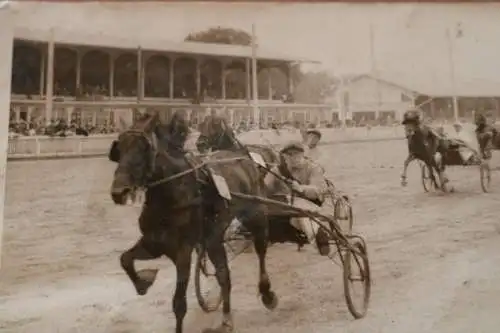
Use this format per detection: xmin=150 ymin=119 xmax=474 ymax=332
xmin=1 ymin=1 xmax=500 ymax=332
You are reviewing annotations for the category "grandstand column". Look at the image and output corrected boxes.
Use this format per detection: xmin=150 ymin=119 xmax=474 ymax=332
xmin=195 ymin=57 xmax=201 ymax=96
xmin=286 ymin=63 xmax=294 ymax=94
xmin=75 ymin=49 xmax=82 ymax=90
xmin=109 ymin=53 xmax=115 ymax=97
xmin=245 ymin=58 xmax=251 ymax=102
xmin=66 ymin=107 xmax=74 ymax=124
xmin=251 ymin=23 xmax=260 ymax=126
xmin=169 ymin=56 xmax=175 ymax=99
xmin=0 ymin=3 xmax=14 ymax=268
xmin=221 ymin=60 xmax=227 ymax=100
xmin=267 ymin=69 xmax=273 ymax=100
xmin=45 ymin=29 xmax=55 ymax=125
xmin=137 ymin=47 xmax=144 ymax=100
xmin=39 ymin=48 xmax=45 ymax=97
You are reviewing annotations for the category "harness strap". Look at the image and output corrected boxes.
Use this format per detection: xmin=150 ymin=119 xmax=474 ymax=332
xmin=147 ymin=156 xmax=247 ymax=187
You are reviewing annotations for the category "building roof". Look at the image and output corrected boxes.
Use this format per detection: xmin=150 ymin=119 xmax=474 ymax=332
xmin=344 ymin=73 xmax=419 ymax=95
xmin=405 ymin=78 xmax=500 ymax=98
xmin=373 ymin=71 xmax=500 ymax=98
xmin=336 ymin=72 xmax=500 ymax=98
xmin=331 ymin=73 xmax=419 ymax=97
xmin=14 ymin=26 xmax=320 ymax=64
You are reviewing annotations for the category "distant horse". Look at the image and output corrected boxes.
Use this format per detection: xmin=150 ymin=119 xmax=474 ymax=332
xmin=109 ymin=111 xmax=277 ymax=333
xmin=400 ymin=114 xmax=449 ymax=191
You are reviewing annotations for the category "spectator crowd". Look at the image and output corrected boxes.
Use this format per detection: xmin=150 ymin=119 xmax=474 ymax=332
xmin=8 ymin=118 xmax=118 ymax=139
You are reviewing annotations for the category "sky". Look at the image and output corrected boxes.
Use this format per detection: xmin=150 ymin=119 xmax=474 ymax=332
xmin=9 ymin=2 xmax=500 ymax=89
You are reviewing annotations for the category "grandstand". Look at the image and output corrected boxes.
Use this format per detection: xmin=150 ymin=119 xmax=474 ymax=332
xmin=10 ymin=27 xmax=336 ymax=137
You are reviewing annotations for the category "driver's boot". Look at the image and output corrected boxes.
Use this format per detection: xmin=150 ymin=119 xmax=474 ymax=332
xmin=315 ymin=228 xmax=330 ymax=256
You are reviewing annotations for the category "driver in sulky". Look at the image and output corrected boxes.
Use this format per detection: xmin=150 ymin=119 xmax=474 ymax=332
xmin=264 ymin=141 xmax=331 ymax=256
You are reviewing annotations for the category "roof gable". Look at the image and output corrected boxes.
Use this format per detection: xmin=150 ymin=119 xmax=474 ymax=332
xmin=331 ymin=73 xmax=419 ymax=97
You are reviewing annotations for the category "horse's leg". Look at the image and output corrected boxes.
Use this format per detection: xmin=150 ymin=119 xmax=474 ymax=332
xmin=429 ymin=151 xmax=449 ymax=191
xmin=171 ymin=242 xmax=194 ymax=333
xmin=120 ymin=234 xmax=163 ymax=296
xmin=203 ymin=211 xmax=234 ymax=333
xmin=243 ymin=205 xmax=278 ymax=310
xmin=401 ymin=154 xmax=415 ymax=186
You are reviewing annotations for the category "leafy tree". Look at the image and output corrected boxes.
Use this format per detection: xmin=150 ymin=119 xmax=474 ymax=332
xmin=185 ymin=27 xmax=253 ymax=46
xmin=294 ymin=71 xmax=338 ymax=103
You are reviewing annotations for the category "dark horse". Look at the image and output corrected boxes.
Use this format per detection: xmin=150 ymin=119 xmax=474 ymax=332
xmin=195 ymin=112 xmax=314 ymax=247
xmin=195 ymin=113 xmax=279 ymax=169
xmin=109 ymin=111 xmax=278 ymax=333
xmin=400 ymin=112 xmax=449 ymax=191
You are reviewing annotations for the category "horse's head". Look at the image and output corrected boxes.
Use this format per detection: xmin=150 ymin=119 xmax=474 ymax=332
xmin=158 ymin=111 xmax=190 ymax=151
xmin=403 ymin=122 xmax=420 ymax=139
xmin=196 ymin=114 xmax=234 ymax=152
xmin=110 ymin=112 xmax=161 ymax=205
xmin=402 ymin=111 xmax=422 ymax=139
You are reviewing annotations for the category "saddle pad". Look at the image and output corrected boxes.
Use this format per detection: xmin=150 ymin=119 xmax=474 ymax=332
xmin=210 ymin=171 xmax=232 ymax=201
xmin=249 ymin=152 xmax=267 ymax=167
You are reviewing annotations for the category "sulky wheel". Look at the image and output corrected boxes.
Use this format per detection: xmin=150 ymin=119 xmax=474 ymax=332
xmin=343 ymin=236 xmax=371 ymax=319
xmin=333 ymin=195 xmax=353 ymax=234
xmin=480 ymin=160 xmax=492 ymax=193
xmin=420 ymin=162 xmax=433 ymax=192
xmin=194 ymin=245 xmax=222 ymax=313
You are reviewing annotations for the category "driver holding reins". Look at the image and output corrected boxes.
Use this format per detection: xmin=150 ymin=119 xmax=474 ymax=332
xmin=264 ymin=141 xmax=331 ymax=256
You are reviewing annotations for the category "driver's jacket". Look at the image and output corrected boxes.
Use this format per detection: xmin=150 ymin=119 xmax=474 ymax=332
xmin=475 ymin=124 xmax=497 ymax=158
xmin=264 ymin=159 xmax=327 ymax=202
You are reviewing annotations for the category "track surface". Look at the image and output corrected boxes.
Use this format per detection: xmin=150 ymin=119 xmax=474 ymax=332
xmin=2 ymin=140 xmax=500 ymax=333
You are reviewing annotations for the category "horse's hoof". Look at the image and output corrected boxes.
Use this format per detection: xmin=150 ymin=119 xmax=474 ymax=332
xmin=261 ymin=291 xmax=279 ymax=310
xmin=135 ymin=269 xmax=158 ymax=296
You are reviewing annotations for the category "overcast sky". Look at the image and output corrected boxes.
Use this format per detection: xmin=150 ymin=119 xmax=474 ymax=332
xmin=11 ymin=2 xmax=500 ymax=88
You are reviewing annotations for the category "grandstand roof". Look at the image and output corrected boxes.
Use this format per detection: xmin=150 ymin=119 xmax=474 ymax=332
xmin=14 ymin=26 xmax=320 ymax=64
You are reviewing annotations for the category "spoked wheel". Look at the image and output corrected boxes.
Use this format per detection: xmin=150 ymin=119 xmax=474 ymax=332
xmin=480 ymin=160 xmax=492 ymax=192
xmin=420 ymin=163 xmax=434 ymax=192
xmin=343 ymin=236 xmax=371 ymax=319
xmin=333 ymin=195 xmax=353 ymax=234
xmin=194 ymin=245 xmax=222 ymax=313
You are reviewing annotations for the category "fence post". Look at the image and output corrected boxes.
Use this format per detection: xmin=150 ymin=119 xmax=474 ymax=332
xmin=78 ymin=138 xmax=83 ymax=156
xmin=35 ymin=137 xmax=40 ymax=157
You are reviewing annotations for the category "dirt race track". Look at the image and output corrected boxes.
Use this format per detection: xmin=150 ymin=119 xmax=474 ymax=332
xmin=2 ymin=139 xmax=500 ymax=333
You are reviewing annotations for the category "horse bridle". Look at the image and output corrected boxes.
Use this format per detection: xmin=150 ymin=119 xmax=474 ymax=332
xmin=118 ymin=128 xmax=159 ymax=183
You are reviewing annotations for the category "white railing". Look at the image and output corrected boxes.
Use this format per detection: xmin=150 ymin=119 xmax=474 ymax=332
xmin=7 ymin=134 xmax=117 ymax=160
xmin=7 ymin=126 xmax=406 ymax=161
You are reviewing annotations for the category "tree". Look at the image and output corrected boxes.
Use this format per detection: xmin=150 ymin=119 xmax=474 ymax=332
xmin=185 ymin=27 xmax=253 ymax=46
xmin=294 ymin=71 xmax=338 ymax=104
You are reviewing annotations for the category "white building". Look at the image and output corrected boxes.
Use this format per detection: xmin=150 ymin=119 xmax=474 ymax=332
xmin=324 ymin=74 xmax=418 ymax=123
